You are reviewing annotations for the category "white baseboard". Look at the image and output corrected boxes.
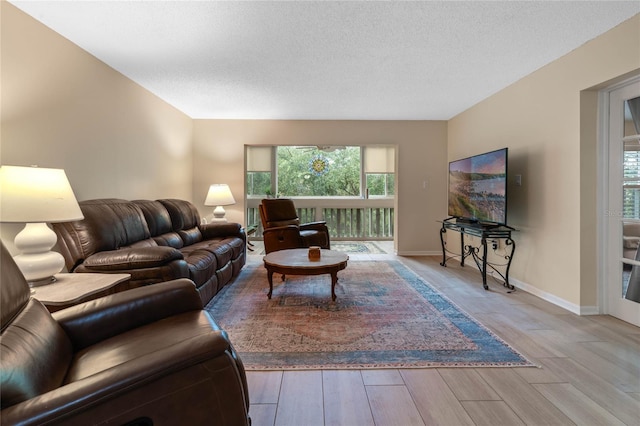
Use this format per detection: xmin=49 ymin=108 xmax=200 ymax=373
xmin=396 ymin=250 xmax=441 ymax=256
xmin=395 ymin=252 xmax=601 ymax=315
xmin=507 ymin=277 xmax=599 ymax=316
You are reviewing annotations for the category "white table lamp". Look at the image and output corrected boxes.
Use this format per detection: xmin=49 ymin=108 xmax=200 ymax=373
xmin=0 ymin=165 xmax=84 ymax=286
xmin=204 ymin=184 xmax=236 ymax=222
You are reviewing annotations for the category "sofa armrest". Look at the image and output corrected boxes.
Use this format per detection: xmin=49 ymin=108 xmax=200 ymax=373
xmin=199 ymin=222 xmax=245 ymax=240
xmin=300 ymin=221 xmax=328 ymax=231
xmin=53 ymin=279 xmax=202 ymax=350
xmin=0 ymin=331 xmax=241 ymax=426
xmin=78 ymin=246 xmax=184 ymax=272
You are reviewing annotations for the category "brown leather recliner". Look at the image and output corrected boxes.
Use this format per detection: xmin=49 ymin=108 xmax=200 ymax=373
xmin=259 ymin=198 xmax=330 ymax=254
xmin=0 ymin=243 xmax=250 ymax=426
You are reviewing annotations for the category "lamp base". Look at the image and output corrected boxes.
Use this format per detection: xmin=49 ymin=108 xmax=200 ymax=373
xmin=13 ymin=222 xmax=65 ymax=284
xmin=212 ymin=205 xmax=228 ymax=222
xmin=27 ymin=276 xmax=57 ymax=287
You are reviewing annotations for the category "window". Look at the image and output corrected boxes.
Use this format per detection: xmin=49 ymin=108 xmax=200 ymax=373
xmin=623 ymin=97 xmax=640 ymax=219
xmin=624 ymin=148 xmax=640 ymax=218
xmin=246 ymin=145 xmax=395 ymax=198
xmin=277 ymin=146 xmax=361 ymax=197
xmin=366 ymin=173 xmax=395 ymax=197
xmin=246 ymin=146 xmax=272 ymax=197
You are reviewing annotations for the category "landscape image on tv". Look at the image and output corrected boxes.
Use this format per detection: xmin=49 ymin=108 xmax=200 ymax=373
xmin=448 ymin=148 xmax=507 ymax=224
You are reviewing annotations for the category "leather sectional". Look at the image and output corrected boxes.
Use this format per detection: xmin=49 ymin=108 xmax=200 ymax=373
xmin=53 ymin=198 xmax=246 ymax=306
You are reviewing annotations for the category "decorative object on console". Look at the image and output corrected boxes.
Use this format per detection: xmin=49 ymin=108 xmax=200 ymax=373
xmin=0 ymin=165 xmax=83 ymax=286
xmin=204 ymin=183 xmax=236 ymax=222
xmin=308 ymin=246 xmax=321 ymax=260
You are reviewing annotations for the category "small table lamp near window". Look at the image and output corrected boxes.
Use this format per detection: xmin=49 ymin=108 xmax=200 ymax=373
xmin=204 ymin=184 xmax=236 ymax=222
xmin=0 ymin=165 xmax=84 ymax=286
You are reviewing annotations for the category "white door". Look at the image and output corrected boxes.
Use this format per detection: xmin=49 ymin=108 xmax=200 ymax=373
xmin=605 ymin=79 xmax=640 ymax=326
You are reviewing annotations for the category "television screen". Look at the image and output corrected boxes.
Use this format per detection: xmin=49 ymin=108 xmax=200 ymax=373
xmin=448 ymin=148 xmax=508 ymax=225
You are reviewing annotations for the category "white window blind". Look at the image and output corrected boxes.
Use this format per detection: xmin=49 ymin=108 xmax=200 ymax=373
xmin=364 ymin=146 xmax=395 ymax=174
xmin=246 ymin=146 xmax=272 ymax=172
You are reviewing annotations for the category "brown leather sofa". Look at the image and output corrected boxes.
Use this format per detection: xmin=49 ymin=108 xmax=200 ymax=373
xmin=0 ymin=242 xmax=250 ymax=425
xmin=53 ymin=198 xmax=246 ymax=305
xmin=259 ymin=198 xmax=330 ymax=254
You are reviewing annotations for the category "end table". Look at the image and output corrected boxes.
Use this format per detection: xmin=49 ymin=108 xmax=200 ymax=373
xmin=31 ymin=273 xmax=131 ymax=312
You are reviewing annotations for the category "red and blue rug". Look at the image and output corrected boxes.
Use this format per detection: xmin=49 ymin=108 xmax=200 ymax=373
xmin=206 ymin=260 xmax=534 ymax=370
xmin=259 ymin=241 xmax=385 ymax=255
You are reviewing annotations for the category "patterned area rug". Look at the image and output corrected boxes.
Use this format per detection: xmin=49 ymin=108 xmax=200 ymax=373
xmin=206 ymin=260 xmax=534 ymax=370
xmin=259 ymin=241 xmax=385 ymax=255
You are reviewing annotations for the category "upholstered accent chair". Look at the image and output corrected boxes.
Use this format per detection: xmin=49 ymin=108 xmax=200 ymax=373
xmin=0 ymin=242 xmax=250 ymax=426
xmin=259 ymin=198 xmax=330 ymax=254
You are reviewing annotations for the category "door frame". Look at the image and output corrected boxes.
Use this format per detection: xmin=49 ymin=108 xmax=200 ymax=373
xmin=597 ymin=74 xmax=640 ymax=324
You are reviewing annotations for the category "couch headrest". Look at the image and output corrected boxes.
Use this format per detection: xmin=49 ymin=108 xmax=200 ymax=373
xmin=158 ymin=199 xmax=201 ymax=231
xmin=133 ymin=200 xmax=173 ymax=236
xmin=54 ymin=199 xmax=152 ymax=262
xmin=1 ymin=242 xmax=73 ymax=409
xmin=0 ymin=243 xmax=30 ymax=332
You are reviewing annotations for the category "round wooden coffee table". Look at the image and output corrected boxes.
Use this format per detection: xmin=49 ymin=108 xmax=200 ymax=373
xmin=263 ymin=248 xmax=349 ymax=301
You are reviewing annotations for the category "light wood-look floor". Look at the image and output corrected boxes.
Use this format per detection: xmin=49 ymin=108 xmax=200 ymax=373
xmin=244 ymin=246 xmax=640 ymax=426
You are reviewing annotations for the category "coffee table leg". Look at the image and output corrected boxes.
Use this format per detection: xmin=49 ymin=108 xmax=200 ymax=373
xmin=267 ymin=269 xmax=274 ymax=299
xmin=331 ymin=272 xmax=338 ymax=301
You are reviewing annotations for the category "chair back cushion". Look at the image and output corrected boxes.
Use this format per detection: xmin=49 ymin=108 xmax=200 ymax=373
xmin=0 ymin=243 xmax=72 ymax=409
xmin=260 ymin=198 xmax=301 ymax=228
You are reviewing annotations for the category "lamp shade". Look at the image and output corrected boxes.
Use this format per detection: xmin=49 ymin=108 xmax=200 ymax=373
xmin=204 ymin=184 xmax=236 ymax=207
xmin=0 ymin=165 xmax=84 ymax=223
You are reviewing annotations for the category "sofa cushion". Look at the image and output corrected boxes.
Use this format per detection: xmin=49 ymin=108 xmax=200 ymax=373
xmin=179 ymin=248 xmax=219 ymax=286
xmin=81 ymin=247 xmax=184 ymax=270
xmin=216 ymin=262 xmax=234 ymax=292
xmin=132 ymin=200 xmax=172 ymax=235
xmin=180 ymin=227 xmax=204 ymax=246
xmin=189 ymin=240 xmax=234 ymax=267
xmin=158 ymin=199 xmax=201 ymax=231
xmin=63 ymin=311 xmax=224 ymax=383
xmin=132 ymin=200 xmax=185 ymax=248
xmin=157 ymin=199 xmax=205 ymax=246
xmin=207 ymin=236 xmax=245 ymax=260
xmin=56 ymin=199 xmax=152 ymax=261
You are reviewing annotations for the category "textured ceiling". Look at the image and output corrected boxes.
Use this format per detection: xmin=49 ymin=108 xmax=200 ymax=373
xmin=9 ymin=1 xmax=640 ymax=120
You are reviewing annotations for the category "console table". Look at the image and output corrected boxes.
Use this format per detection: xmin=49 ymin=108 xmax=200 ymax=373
xmin=439 ymin=218 xmax=516 ymax=290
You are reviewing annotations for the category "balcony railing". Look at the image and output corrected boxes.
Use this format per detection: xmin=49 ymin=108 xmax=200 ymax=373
xmin=246 ymin=198 xmax=394 ymax=241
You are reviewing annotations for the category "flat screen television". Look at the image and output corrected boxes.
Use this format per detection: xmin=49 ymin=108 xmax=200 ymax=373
xmin=447 ymin=148 xmax=508 ymax=225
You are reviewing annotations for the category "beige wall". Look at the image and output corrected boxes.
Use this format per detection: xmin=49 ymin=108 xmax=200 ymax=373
xmin=192 ymin=120 xmax=448 ymax=254
xmin=1 ymin=3 xmax=193 ymax=251
xmin=448 ymin=15 xmax=640 ymax=310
